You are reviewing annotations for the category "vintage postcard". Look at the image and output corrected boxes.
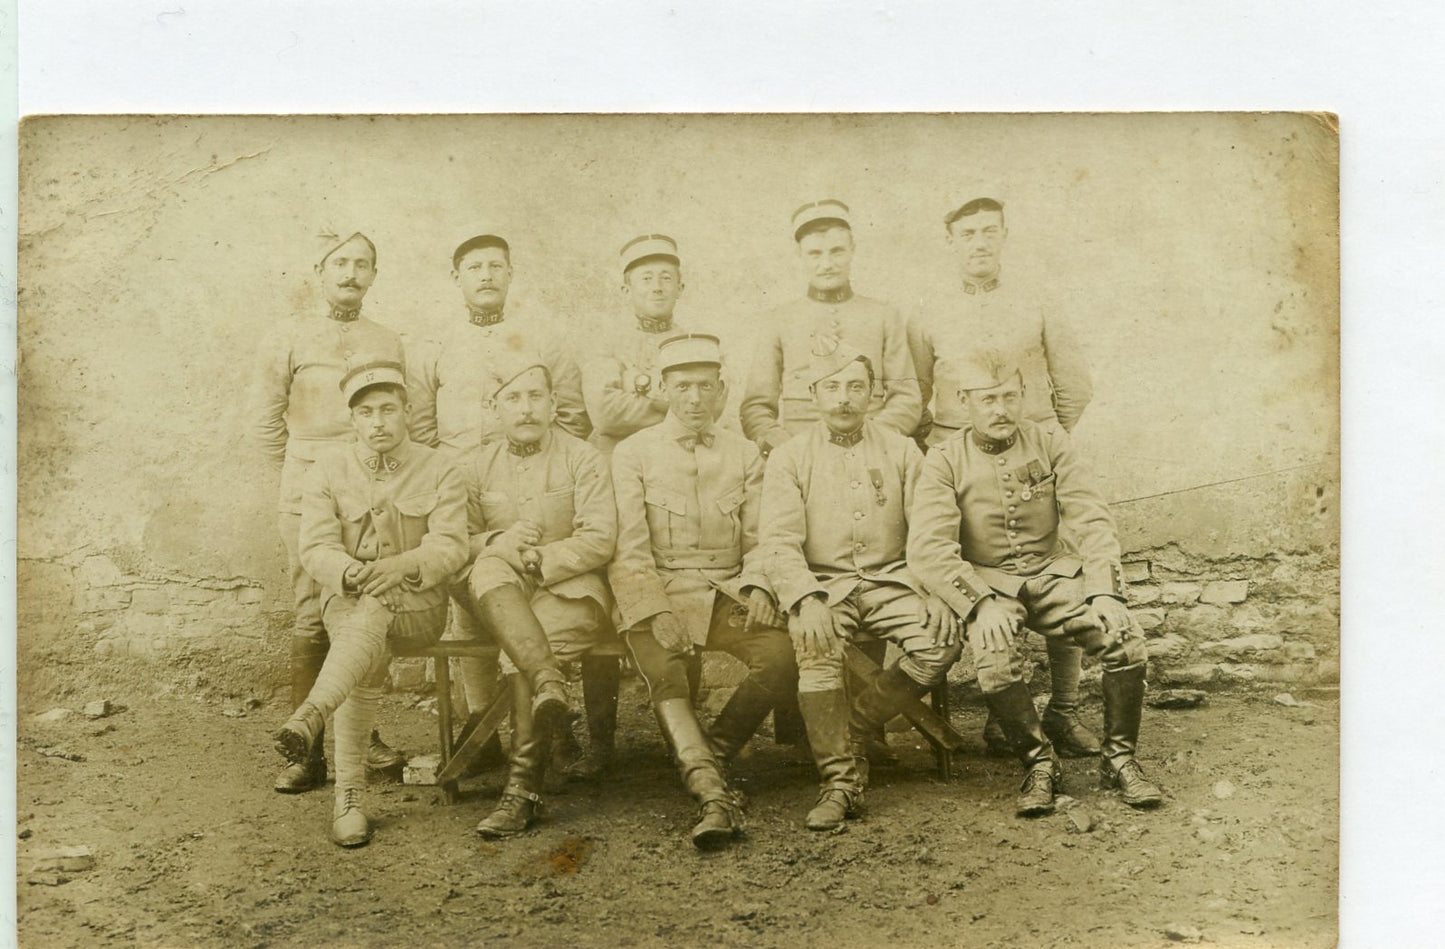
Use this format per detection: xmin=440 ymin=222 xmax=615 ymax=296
xmin=16 ymin=113 xmax=1338 ymax=947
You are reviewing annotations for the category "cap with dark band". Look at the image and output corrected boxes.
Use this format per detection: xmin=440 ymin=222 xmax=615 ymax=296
xmin=339 ymin=360 xmax=407 ymax=406
xmin=657 ymin=333 xmax=723 ymax=374
xmin=791 ymin=199 xmax=852 ymax=241
xmin=452 ymin=233 xmax=511 ymax=270
xmin=620 ymin=234 xmax=680 ymax=274
xmin=952 ymin=349 xmax=1022 ymax=394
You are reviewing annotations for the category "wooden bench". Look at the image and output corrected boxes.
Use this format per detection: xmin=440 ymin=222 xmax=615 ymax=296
xmin=843 ymin=644 xmax=965 ymax=779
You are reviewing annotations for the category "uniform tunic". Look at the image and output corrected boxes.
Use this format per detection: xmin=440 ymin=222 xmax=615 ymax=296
xmin=298 ymin=438 xmax=469 ymax=643
xmin=407 ymin=304 xmax=590 ymax=454
xmin=248 ymin=310 xmax=405 ymax=512
xmin=761 ymin=420 xmax=958 ymax=691
xmin=608 ymin=414 xmax=771 ymax=645
xmin=741 ymin=291 xmax=921 ymax=452
xmin=909 ymin=278 xmax=1092 ymax=441
xmin=458 ymin=427 xmax=616 ymax=650
xmin=582 ymin=317 xmax=699 ymax=455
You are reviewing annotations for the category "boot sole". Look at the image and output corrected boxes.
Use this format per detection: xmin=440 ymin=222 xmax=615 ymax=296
xmin=1123 ymin=794 xmax=1164 ymax=809
xmin=1017 ymin=804 xmax=1055 ymax=818
xmin=476 ymin=825 xmax=532 ymax=840
xmin=331 ymin=833 xmax=372 ymax=848
xmin=691 ymin=828 xmax=739 ymax=850
xmin=273 ymin=773 xmax=326 ymax=794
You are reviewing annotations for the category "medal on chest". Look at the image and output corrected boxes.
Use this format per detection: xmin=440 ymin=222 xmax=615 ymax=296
xmin=1015 ymin=460 xmax=1047 ymax=501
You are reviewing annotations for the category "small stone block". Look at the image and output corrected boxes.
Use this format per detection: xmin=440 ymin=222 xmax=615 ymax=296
xmin=403 ymin=754 xmax=442 ymax=786
xmin=32 ymin=846 xmax=94 ymax=873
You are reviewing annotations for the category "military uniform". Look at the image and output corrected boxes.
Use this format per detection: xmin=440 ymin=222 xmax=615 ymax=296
xmin=278 ymin=361 xmax=470 ymax=846
xmin=740 ymin=200 xmax=921 ymax=453
xmin=907 ymin=353 xmax=1160 ymax=814
xmin=454 ymin=419 xmax=619 ymax=834
xmin=609 ymin=334 xmax=796 ymax=847
xmin=407 ymin=303 xmax=590 ymax=454
xmin=247 ymin=227 xmax=408 ymax=791
xmin=909 ymin=276 xmax=1093 ymax=445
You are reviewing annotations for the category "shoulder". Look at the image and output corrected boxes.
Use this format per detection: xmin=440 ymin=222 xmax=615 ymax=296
xmin=716 ymin=427 xmax=760 ymax=461
xmin=849 ymin=294 xmax=901 ymax=318
xmin=557 ymin=430 xmax=603 ymax=464
xmin=873 ymin=425 xmax=920 ymax=461
xmin=612 ymin=425 xmax=660 ymax=464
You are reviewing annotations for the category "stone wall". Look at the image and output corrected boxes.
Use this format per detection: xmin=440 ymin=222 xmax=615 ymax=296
xmin=16 ymin=114 xmax=1338 ymax=709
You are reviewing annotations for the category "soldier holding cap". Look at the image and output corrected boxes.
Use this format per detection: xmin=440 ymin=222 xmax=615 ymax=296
xmin=583 ymin=234 xmax=724 ymax=455
xmin=408 ymin=232 xmax=590 ymax=454
xmin=275 ymin=361 xmax=469 ymax=847
xmin=609 ymin=333 xmax=797 ymax=849
xmin=448 ymin=353 xmax=618 ymax=838
xmin=248 ymin=228 xmax=409 ymax=794
xmin=912 ymin=197 xmax=1100 ymax=760
xmin=740 ymin=199 xmax=921 ymax=455
xmin=759 ymin=341 xmax=962 ymax=831
xmin=907 ymin=350 xmax=1162 ymax=818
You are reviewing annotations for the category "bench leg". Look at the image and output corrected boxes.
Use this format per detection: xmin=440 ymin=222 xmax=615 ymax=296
xmin=435 ymin=656 xmax=461 ymax=804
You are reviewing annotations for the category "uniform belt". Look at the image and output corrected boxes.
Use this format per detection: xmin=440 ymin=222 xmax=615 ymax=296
xmin=652 ymin=546 xmax=742 ymax=570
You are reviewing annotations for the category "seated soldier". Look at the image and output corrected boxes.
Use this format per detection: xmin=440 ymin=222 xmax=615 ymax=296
xmin=907 ymin=351 xmax=1164 ymax=817
xmin=760 ymin=342 xmax=963 ymax=831
xmin=609 ymin=334 xmax=797 ymax=850
xmin=451 ymin=356 xmax=618 ymax=838
xmin=274 ymin=361 xmax=468 ymax=847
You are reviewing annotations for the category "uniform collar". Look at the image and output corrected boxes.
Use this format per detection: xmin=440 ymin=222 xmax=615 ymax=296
xmin=327 ymin=304 xmax=362 ymax=323
xmin=971 ymin=429 xmax=1017 ymax=454
xmin=962 ymin=275 xmax=1001 ymax=295
xmin=355 ymin=437 xmax=413 ymax=472
xmin=507 ymin=429 xmax=551 ymax=457
xmin=823 ymin=422 xmax=865 ymax=448
xmin=467 ymin=303 xmax=506 ymax=327
xmin=636 ymin=314 xmax=674 ymax=334
xmin=663 ymin=413 xmax=715 ymax=449
xmin=807 ymin=284 xmax=854 ymax=304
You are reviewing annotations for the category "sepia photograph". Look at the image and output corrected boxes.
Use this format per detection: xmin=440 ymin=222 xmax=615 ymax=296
xmin=15 ymin=112 xmax=1338 ymax=947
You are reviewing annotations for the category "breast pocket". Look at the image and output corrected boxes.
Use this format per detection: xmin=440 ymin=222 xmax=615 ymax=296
xmin=540 ymin=486 xmax=577 ymax=542
xmin=395 ymin=491 xmax=439 ymax=551
xmin=716 ymin=488 xmax=746 ymax=547
xmin=644 ymin=484 xmax=688 ymax=549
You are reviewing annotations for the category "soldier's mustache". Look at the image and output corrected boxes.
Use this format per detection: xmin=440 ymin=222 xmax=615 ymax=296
xmin=337 ymin=279 xmax=361 ymax=288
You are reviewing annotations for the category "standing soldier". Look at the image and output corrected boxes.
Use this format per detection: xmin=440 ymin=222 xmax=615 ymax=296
xmin=741 ymin=199 xmax=921 ymax=455
xmin=910 ymin=197 xmax=1099 ymax=759
xmin=248 ymin=228 xmax=407 ymax=794
xmin=609 ymin=334 xmax=797 ymax=849
xmin=275 ymin=362 xmax=469 ymax=846
xmin=408 ymin=231 xmax=592 ymax=761
xmin=583 ymin=234 xmax=707 ymax=455
xmin=451 ymin=355 xmax=617 ymax=837
xmin=760 ymin=342 xmax=962 ymax=831
xmin=907 ymin=351 xmax=1163 ymax=817
xmin=742 ymin=199 xmax=921 ymax=760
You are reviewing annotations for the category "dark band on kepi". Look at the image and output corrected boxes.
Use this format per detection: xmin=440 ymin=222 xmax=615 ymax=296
xmin=657 ymin=333 xmax=723 ymax=374
xmin=791 ymin=199 xmax=852 ymax=241
xmin=339 ymin=359 xmax=407 ymax=407
xmin=620 ymin=233 xmax=680 ymax=274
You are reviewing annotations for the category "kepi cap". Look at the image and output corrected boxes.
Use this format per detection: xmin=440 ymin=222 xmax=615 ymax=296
xmin=657 ymin=333 xmax=723 ymax=374
xmin=952 ymin=349 xmax=1023 ymax=394
xmin=339 ymin=359 xmax=406 ymax=407
xmin=791 ymin=198 xmax=852 ymax=240
xmin=620 ymin=234 xmax=680 ymax=274
xmin=452 ymin=232 xmax=511 ymax=269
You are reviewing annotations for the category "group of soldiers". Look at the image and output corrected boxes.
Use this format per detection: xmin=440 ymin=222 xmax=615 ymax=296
xmin=249 ymin=196 xmax=1164 ymax=851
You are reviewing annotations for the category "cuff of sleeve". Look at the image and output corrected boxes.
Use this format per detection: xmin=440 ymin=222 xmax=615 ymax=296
xmin=779 ymin=581 xmax=829 ymax=614
xmin=1084 ymin=562 xmax=1126 ymax=599
xmin=943 ymin=572 xmax=993 ymax=619
xmin=615 ymin=586 xmax=673 ymax=632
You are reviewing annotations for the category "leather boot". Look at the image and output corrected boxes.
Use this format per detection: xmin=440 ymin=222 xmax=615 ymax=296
xmin=473 ymin=585 xmax=576 ymax=728
xmin=565 ymin=654 xmax=619 ymax=781
xmin=854 ymin=639 xmax=897 ymax=764
xmin=981 ymin=713 xmax=1012 ymax=757
xmin=477 ymin=674 xmax=549 ymax=838
xmin=1042 ymin=704 xmax=1101 ymax=758
xmin=366 ymin=730 xmax=406 ymax=771
xmin=330 ymin=787 xmax=372 ymax=847
xmin=655 ymin=697 xmax=740 ymax=849
xmin=984 ymin=681 xmax=1061 ymax=817
xmin=1099 ymin=665 xmax=1163 ymax=808
xmin=276 ymin=639 xmax=329 ymax=793
xmin=799 ymin=690 xmax=863 ymax=831
xmin=850 ymin=664 xmax=931 ymax=787
xmin=707 ymin=678 xmax=780 ymax=764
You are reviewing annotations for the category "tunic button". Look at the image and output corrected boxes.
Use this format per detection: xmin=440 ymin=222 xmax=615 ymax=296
xmin=997 ymin=458 xmax=1007 ymax=466
xmin=1008 ymin=531 xmax=1018 ymax=538
xmin=851 ymin=481 xmax=861 ymax=489
xmin=853 ymin=511 xmax=863 ymax=520
xmin=1008 ymin=505 xmax=1017 ymax=512
xmin=845 ymin=451 xmax=855 ymax=459
xmin=373 ymin=508 xmax=384 ymax=516
xmin=1005 ymin=491 xmax=1014 ymax=498
xmin=1003 ymin=473 xmax=1011 ymax=481
xmin=708 ymin=555 xmax=717 ymax=562
xmin=344 ymin=350 xmax=354 ymax=358
xmin=854 ymin=542 xmax=865 ymax=551
xmin=1009 ymin=519 xmax=1018 ymax=527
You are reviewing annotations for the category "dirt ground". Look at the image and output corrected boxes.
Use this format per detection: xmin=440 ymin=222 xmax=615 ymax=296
xmin=16 ymin=678 xmax=1337 ymax=949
